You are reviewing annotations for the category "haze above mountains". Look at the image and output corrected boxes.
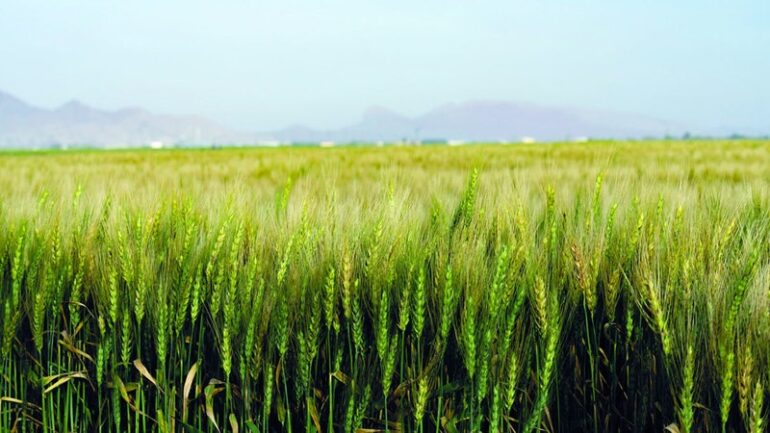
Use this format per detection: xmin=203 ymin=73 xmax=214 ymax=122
xmin=0 ymin=89 xmax=689 ymax=148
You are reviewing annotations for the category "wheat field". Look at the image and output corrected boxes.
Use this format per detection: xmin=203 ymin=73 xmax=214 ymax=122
xmin=1 ymin=139 xmax=770 ymax=433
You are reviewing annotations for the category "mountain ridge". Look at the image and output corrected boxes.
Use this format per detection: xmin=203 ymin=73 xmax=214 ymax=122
xmin=0 ymin=90 xmax=690 ymax=148
xmin=0 ymin=91 xmax=257 ymax=148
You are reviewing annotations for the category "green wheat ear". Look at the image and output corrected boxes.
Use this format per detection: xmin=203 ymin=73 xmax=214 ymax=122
xmin=323 ymin=264 xmax=337 ymax=331
xmin=461 ymin=293 xmax=477 ymax=379
xmin=678 ymin=343 xmax=695 ymax=433
xmin=750 ymin=381 xmax=765 ymax=433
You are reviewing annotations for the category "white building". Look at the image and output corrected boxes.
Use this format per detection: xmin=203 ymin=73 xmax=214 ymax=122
xmin=257 ymin=140 xmax=282 ymax=147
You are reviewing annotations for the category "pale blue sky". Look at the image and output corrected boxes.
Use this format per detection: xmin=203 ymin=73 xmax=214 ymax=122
xmin=1 ymin=1 xmax=768 ymax=133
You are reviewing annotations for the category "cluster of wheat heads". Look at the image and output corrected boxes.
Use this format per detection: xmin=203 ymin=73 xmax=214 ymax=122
xmin=1 ymin=160 xmax=770 ymax=432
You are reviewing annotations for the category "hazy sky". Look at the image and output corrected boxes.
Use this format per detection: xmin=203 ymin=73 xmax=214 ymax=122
xmin=1 ymin=1 xmax=768 ymax=133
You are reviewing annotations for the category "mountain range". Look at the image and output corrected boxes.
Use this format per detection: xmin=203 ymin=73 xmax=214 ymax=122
xmin=0 ymin=91 xmax=255 ymax=148
xmin=0 ymin=90 xmax=686 ymax=148
xmin=277 ymin=102 xmax=683 ymax=143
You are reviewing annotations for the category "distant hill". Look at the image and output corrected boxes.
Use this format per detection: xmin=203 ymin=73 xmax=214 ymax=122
xmin=0 ymin=90 xmax=259 ymax=148
xmin=0 ymin=90 xmax=686 ymax=148
xmin=275 ymin=101 xmax=684 ymax=143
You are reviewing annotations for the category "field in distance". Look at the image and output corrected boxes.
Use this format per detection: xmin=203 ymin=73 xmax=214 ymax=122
xmin=2 ymin=139 xmax=768 ymax=215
